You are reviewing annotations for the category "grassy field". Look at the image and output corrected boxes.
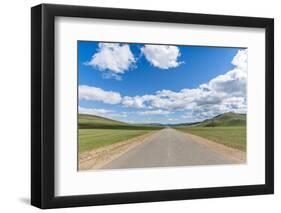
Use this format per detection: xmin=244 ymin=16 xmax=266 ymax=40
xmin=78 ymin=114 xmax=162 ymax=153
xmin=195 ymin=112 xmax=246 ymax=127
xmin=176 ymin=126 xmax=246 ymax=151
xmin=79 ymin=114 xmax=162 ymax=130
xmin=79 ymin=113 xmax=246 ymax=153
xmin=79 ymin=129 xmax=153 ymax=153
xmin=174 ymin=113 xmax=247 ymax=151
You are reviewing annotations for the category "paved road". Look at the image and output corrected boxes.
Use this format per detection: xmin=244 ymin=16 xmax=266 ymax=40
xmin=102 ymin=128 xmax=236 ymax=169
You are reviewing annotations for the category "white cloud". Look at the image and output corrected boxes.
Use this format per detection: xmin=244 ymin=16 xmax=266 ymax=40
xmin=167 ymin=118 xmax=179 ymax=121
xmin=187 ymin=97 xmax=247 ymax=122
xmin=79 ymin=106 xmax=128 ymax=121
xmin=79 ymin=106 xmax=112 ymax=115
xmin=121 ymin=88 xmax=198 ymax=110
xmin=138 ymin=109 xmax=172 ymax=115
xmin=141 ymin=45 xmax=182 ymax=69
xmin=85 ymin=43 xmax=136 ymax=79
xmin=122 ymin=96 xmax=146 ymax=109
xmin=79 ymin=85 xmax=122 ymax=104
xmin=232 ymin=49 xmax=248 ymax=70
xmin=120 ymin=49 xmax=247 ymax=120
xmin=80 ymin=49 xmax=247 ymax=122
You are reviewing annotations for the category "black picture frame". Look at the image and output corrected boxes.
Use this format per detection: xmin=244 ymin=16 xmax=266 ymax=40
xmin=31 ymin=3 xmax=274 ymax=209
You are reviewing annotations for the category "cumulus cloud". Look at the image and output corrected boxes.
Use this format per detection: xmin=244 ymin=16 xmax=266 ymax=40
xmin=186 ymin=97 xmax=247 ymax=122
xmin=121 ymin=88 xmax=198 ymax=110
xmin=79 ymin=106 xmax=112 ymax=115
xmin=232 ymin=49 xmax=248 ymax=70
xmin=80 ymin=49 xmax=247 ymax=122
xmin=79 ymin=85 xmax=122 ymax=104
xmin=122 ymin=96 xmax=146 ymax=109
xmin=85 ymin=43 xmax=136 ymax=80
xmin=121 ymin=49 xmax=247 ymax=120
xmin=141 ymin=45 xmax=183 ymax=69
xmin=79 ymin=106 xmax=128 ymax=120
xmin=138 ymin=109 xmax=172 ymax=115
xmin=167 ymin=118 xmax=178 ymax=121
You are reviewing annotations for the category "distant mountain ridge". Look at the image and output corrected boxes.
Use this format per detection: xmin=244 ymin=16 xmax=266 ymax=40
xmin=78 ymin=114 xmax=162 ymax=130
xmin=79 ymin=112 xmax=246 ymax=128
xmin=191 ymin=112 xmax=246 ymax=127
xmin=79 ymin=114 xmax=126 ymax=126
xmin=145 ymin=112 xmax=246 ymax=127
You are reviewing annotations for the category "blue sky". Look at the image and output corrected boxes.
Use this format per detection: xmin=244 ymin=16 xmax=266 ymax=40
xmin=78 ymin=41 xmax=247 ymax=124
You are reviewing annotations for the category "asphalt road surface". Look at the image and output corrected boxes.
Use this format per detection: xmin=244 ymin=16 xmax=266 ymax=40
xmin=102 ymin=128 xmax=236 ymax=169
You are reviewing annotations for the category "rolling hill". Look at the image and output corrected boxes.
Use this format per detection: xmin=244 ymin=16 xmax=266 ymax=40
xmin=79 ymin=112 xmax=246 ymax=128
xmin=79 ymin=114 xmax=126 ymax=127
xmin=79 ymin=114 xmax=162 ymax=130
xmin=169 ymin=112 xmax=246 ymax=127
xmin=174 ymin=112 xmax=247 ymax=151
xmin=196 ymin=112 xmax=246 ymax=127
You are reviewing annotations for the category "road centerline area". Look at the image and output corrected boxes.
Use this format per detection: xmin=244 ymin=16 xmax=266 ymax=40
xmin=102 ymin=128 xmax=240 ymax=169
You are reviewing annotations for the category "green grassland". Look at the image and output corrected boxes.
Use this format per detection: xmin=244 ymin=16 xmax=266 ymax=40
xmin=175 ymin=113 xmax=247 ymax=151
xmin=79 ymin=114 xmax=162 ymax=130
xmin=79 ymin=129 xmax=153 ymax=153
xmin=79 ymin=112 xmax=247 ymax=154
xmin=176 ymin=126 xmax=246 ymax=151
xmin=195 ymin=112 xmax=246 ymax=127
xmin=78 ymin=114 xmax=162 ymax=153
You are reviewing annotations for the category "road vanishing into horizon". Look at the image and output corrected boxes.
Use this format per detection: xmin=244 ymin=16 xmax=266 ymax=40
xmin=102 ymin=128 xmax=237 ymax=169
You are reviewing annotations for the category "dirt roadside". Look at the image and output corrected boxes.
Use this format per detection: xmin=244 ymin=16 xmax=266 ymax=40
xmin=181 ymin=131 xmax=246 ymax=163
xmin=79 ymin=131 xmax=159 ymax=171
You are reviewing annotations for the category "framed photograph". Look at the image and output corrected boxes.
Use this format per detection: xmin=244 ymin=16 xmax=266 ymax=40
xmin=31 ymin=4 xmax=274 ymax=209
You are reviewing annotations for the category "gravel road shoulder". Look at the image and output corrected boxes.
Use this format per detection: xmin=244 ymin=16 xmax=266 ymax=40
xmin=79 ymin=131 xmax=158 ymax=171
xmin=180 ymin=131 xmax=246 ymax=163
